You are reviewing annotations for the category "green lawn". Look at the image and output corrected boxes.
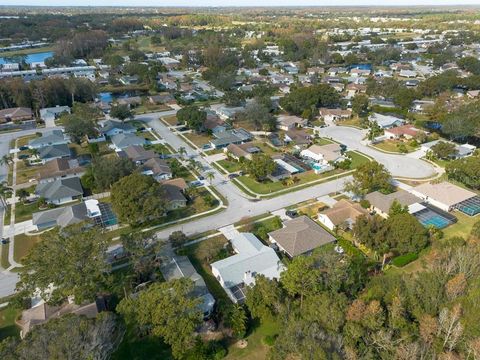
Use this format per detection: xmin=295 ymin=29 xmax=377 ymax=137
xmin=443 ymin=211 xmax=479 ymax=239
xmin=348 ymin=151 xmax=371 ymax=168
xmin=15 ymin=201 xmax=42 ymax=223
xmin=15 ymin=160 xmax=40 ymax=184
xmin=0 ymin=243 xmax=10 ymax=269
xmin=183 ymin=132 xmax=213 ymax=147
xmin=0 ymin=305 xmax=21 ymax=341
xmin=373 ymin=140 xmax=418 ymax=154
xmin=314 ymin=137 xmax=334 ymax=146
xmin=112 ymin=330 xmax=172 ymax=360
xmin=14 ymin=233 xmax=42 ymax=263
xmin=217 ymin=159 xmax=242 ymax=173
xmin=225 ymin=318 xmax=280 ymax=360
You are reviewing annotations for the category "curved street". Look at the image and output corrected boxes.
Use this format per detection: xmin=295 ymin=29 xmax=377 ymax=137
xmin=315 ymin=125 xmax=438 ymax=179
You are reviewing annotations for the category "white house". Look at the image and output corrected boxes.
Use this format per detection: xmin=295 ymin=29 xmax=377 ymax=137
xmin=210 ymin=233 xmax=284 ymax=303
xmin=369 ymin=113 xmax=405 ymax=129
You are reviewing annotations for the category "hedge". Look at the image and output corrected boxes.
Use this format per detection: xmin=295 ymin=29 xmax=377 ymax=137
xmin=391 ymin=252 xmax=419 ymax=267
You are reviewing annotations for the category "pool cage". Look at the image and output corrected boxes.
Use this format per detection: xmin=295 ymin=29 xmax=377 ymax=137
xmin=455 ymin=196 xmax=480 ymax=217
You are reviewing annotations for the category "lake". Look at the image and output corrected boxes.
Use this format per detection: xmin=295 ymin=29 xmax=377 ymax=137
xmin=0 ymin=51 xmax=54 ymax=65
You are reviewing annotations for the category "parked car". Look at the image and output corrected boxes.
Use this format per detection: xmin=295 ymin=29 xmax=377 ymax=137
xmin=19 ymin=146 xmax=29 ymax=151
xmin=189 ymin=180 xmax=203 ymax=187
xmin=228 ymin=173 xmax=239 ymax=179
xmin=286 ymin=210 xmax=299 ymax=218
xmin=1 ymin=238 xmax=9 ymax=245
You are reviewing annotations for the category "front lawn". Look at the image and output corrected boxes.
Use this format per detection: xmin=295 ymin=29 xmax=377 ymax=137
xmin=182 ymin=132 xmax=213 ymax=147
xmin=14 ymin=233 xmax=42 ymax=263
xmin=217 ymin=159 xmax=242 ymax=173
xmin=15 ymin=201 xmax=42 ymax=223
xmin=373 ymin=140 xmax=418 ymax=154
xmin=15 ymin=160 xmax=40 ymax=184
xmin=163 ymin=115 xmax=178 ymax=126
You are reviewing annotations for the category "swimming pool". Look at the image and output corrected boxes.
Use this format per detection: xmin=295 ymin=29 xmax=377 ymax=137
xmin=456 ymin=196 xmax=480 ymax=217
xmin=413 ymin=205 xmax=456 ymax=229
xmin=0 ymin=51 xmax=53 ymax=65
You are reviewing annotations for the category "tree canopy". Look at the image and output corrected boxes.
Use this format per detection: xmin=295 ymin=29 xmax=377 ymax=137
xmin=279 ymin=84 xmax=340 ymax=116
xmin=243 ymin=154 xmax=276 ymax=181
xmin=345 ymin=161 xmax=393 ymax=197
xmin=18 ymin=224 xmax=110 ymax=303
xmin=176 ymin=105 xmax=207 ymax=132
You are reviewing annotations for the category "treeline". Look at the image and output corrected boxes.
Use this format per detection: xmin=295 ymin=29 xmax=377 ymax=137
xmin=0 ymin=77 xmax=97 ymax=111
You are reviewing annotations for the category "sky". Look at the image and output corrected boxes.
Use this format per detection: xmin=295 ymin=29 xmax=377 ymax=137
xmin=2 ymin=0 xmax=480 ymax=7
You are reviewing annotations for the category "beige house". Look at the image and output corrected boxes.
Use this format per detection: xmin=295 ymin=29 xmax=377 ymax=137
xmin=318 ymin=199 xmax=369 ymax=231
xmin=268 ymin=215 xmax=336 ymax=257
xmin=365 ymin=190 xmax=421 ymax=218
xmin=409 ymin=181 xmax=477 ymax=212
xmin=276 ymin=115 xmax=307 ymax=131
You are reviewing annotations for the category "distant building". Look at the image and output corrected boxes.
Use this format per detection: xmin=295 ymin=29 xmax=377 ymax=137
xmin=0 ymin=107 xmax=33 ymax=123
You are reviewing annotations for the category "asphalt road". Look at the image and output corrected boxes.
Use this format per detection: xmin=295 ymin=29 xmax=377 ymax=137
xmin=315 ymin=126 xmax=437 ymax=179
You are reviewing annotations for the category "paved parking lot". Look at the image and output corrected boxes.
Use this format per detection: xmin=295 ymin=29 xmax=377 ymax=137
xmin=316 ymin=126 xmax=437 ymax=179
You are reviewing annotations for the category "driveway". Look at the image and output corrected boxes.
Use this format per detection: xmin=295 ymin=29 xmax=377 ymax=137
xmin=316 ymin=126 xmax=437 ymax=179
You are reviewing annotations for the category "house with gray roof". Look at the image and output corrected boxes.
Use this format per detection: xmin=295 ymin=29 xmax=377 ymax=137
xmin=97 ymin=120 xmax=136 ymax=138
xmin=211 ymin=233 xmax=284 ymax=303
xmin=29 ymin=130 xmax=69 ymax=149
xmin=110 ymin=133 xmax=146 ymax=151
xmin=210 ymin=128 xmax=253 ymax=149
xmin=39 ymin=106 xmax=70 ymax=123
xmin=38 ymin=143 xmax=71 ymax=162
xmin=161 ymin=256 xmax=215 ymax=317
xmin=141 ymin=157 xmax=172 ymax=181
xmin=35 ymin=177 xmax=83 ymax=205
xmin=369 ymin=113 xmax=405 ymax=129
xmin=268 ymin=216 xmax=336 ymax=257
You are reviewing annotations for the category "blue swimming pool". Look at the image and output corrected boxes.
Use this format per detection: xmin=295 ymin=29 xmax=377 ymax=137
xmin=0 ymin=51 xmax=53 ymax=65
xmin=414 ymin=205 xmax=457 ymax=229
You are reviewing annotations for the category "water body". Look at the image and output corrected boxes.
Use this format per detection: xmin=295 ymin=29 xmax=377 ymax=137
xmin=0 ymin=51 xmax=54 ymax=65
xmin=98 ymin=91 xmax=149 ymax=104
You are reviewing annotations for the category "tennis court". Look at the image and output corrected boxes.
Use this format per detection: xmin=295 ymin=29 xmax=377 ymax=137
xmin=456 ymin=196 xmax=480 ymax=217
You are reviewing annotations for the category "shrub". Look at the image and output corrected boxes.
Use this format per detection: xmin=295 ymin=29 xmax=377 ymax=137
xmin=263 ymin=335 xmax=278 ymax=346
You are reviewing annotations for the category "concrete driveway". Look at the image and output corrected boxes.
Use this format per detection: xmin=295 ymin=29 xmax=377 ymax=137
xmin=316 ymin=126 xmax=437 ymax=179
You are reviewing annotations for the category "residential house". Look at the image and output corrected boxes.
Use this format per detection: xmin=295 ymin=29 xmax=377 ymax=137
xmin=225 ymin=142 xmax=261 ymax=161
xmin=384 ymin=125 xmax=425 ymax=140
xmin=268 ymin=215 xmax=336 ymax=257
xmin=369 ymin=113 xmax=405 ymax=129
xmin=203 ymin=113 xmax=227 ymax=134
xmin=28 ymin=130 xmax=69 ymax=149
xmin=319 ymin=108 xmax=352 ymax=124
xmin=97 ymin=120 xmax=136 ymax=139
xmin=32 ymin=199 xmax=108 ymax=230
xmin=161 ymin=256 xmax=215 ymax=317
xmin=124 ymin=145 xmax=157 ymax=164
xmin=38 ymin=144 xmax=71 ymax=162
xmin=365 ymin=190 xmax=422 ymax=218
xmin=35 ymin=177 xmax=84 ymax=205
xmin=148 ymin=93 xmax=174 ymax=104
xmin=420 ymin=140 xmax=476 ymax=159
xmin=141 ymin=157 xmax=172 ymax=181
xmin=37 ymin=158 xmax=85 ymax=184
xmin=110 ymin=133 xmax=146 ymax=151
xmin=39 ymin=106 xmax=70 ymax=123
xmin=17 ymin=297 xmax=107 ymax=338
xmin=399 ymin=69 xmax=417 ymax=78
xmin=210 ymin=128 xmax=253 ymax=149
xmin=318 ymin=199 xmax=369 ymax=231
xmin=119 ymin=75 xmax=139 ymax=85
xmin=116 ymin=96 xmax=141 ymax=108
xmin=0 ymin=107 xmax=32 ymax=123
xmin=161 ymin=178 xmax=188 ymax=211
xmin=300 ymin=143 xmax=345 ymax=163
xmin=276 ymin=115 xmax=307 ymax=131
xmin=211 ymin=233 xmax=284 ymax=303
xmin=284 ymin=129 xmax=312 ymax=148
xmin=409 ymin=181 xmax=477 ymax=212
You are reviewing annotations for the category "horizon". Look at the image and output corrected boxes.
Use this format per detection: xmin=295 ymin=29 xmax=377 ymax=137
xmin=2 ymin=1 xmax=480 ymax=8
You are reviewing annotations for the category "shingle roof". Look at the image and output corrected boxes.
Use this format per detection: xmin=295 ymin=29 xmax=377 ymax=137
xmin=36 ymin=177 xmax=83 ymax=201
xmin=38 ymin=144 xmax=71 ymax=160
xmin=268 ymin=216 xmax=336 ymax=257
xmin=365 ymin=190 xmax=421 ymax=214
xmin=320 ymin=199 xmax=368 ymax=226
xmin=111 ymin=133 xmax=145 ymax=149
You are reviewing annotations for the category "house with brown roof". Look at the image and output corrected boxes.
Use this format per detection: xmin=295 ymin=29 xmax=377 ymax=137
xmin=141 ymin=157 xmax=172 ymax=181
xmin=384 ymin=125 xmax=425 ymax=140
xmin=16 ymin=297 xmax=107 ymax=338
xmin=300 ymin=143 xmax=345 ymax=163
xmin=268 ymin=215 xmax=336 ymax=257
xmin=124 ymin=145 xmax=157 ymax=164
xmin=0 ymin=107 xmax=33 ymax=123
xmin=276 ymin=115 xmax=307 ymax=131
xmin=319 ymin=108 xmax=352 ymax=124
xmin=318 ymin=199 xmax=369 ymax=231
xmin=365 ymin=190 xmax=421 ymax=218
xmin=38 ymin=158 xmax=86 ymax=184
xmin=225 ymin=142 xmax=261 ymax=161
xmin=284 ymin=129 xmax=312 ymax=148
xmin=161 ymin=178 xmax=188 ymax=211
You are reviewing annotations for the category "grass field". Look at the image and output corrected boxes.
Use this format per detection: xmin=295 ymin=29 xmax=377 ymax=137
xmin=217 ymin=159 xmax=242 ymax=173
xmin=373 ymin=140 xmax=418 ymax=153
xmin=14 ymin=233 xmax=42 ymax=263
xmin=443 ymin=211 xmax=479 ymax=239
xmin=0 ymin=243 xmax=10 ymax=269
xmin=183 ymin=132 xmax=212 ymax=147
xmin=0 ymin=305 xmax=21 ymax=341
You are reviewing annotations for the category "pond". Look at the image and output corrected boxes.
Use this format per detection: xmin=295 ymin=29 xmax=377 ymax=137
xmin=97 ymin=90 xmax=149 ymax=104
xmin=0 ymin=51 xmax=54 ymax=65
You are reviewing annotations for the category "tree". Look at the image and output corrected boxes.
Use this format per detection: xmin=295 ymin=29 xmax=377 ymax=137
xmin=1 ymin=313 xmax=124 ymax=360
xmin=91 ymin=156 xmax=135 ymax=191
xmin=245 ymin=275 xmax=284 ymax=322
xmin=224 ymin=304 xmax=247 ymax=339
xmin=121 ymin=232 xmax=160 ymax=284
xmin=279 ymin=84 xmax=340 ymax=116
xmin=18 ymin=224 xmax=110 ymax=303
xmin=205 ymin=171 xmax=215 ymax=184
xmin=281 ymin=256 xmax=320 ymax=308
xmin=62 ymin=113 xmax=97 ymax=144
xmin=117 ymin=279 xmax=202 ymax=359
xmin=384 ymin=213 xmax=429 ymax=255
xmin=352 ymin=94 xmax=369 ymax=117
xmin=243 ymin=154 xmax=276 ymax=181
xmin=17 ymin=188 xmax=29 ymax=203
xmin=237 ymin=100 xmax=276 ymax=132
xmin=110 ymin=104 xmax=133 ymax=121
xmin=345 ymin=161 xmax=393 ymax=197
xmin=169 ymin=230 xmax=188 ymax=248
xmin=111 ymin=173 xmax=167 ymax=226
xmin=446 ymin=156 xmax=480 ymax=190
xmin=430 ymin=141 xmax=457 ymax=160
xmin=389 ymin=199 xmax=409 ymax=217
xmin=176 ymin=105 xmax=207 ymax=132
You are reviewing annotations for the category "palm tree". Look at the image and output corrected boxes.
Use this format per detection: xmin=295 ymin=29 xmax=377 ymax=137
xmin=285 ymin=177 xmax=295 ymax=186
xmin=17 ymin=188 xmax=30 ymax=203
xmin=0 ymin=182 xmax=12 ymax=199
xmin=0 ymin=155 xmax=13 ymax=166
xmin=205 ymin=171 xmax=215 ymax=184
xmin=178 ymin=147 xmax=187 ymax=158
